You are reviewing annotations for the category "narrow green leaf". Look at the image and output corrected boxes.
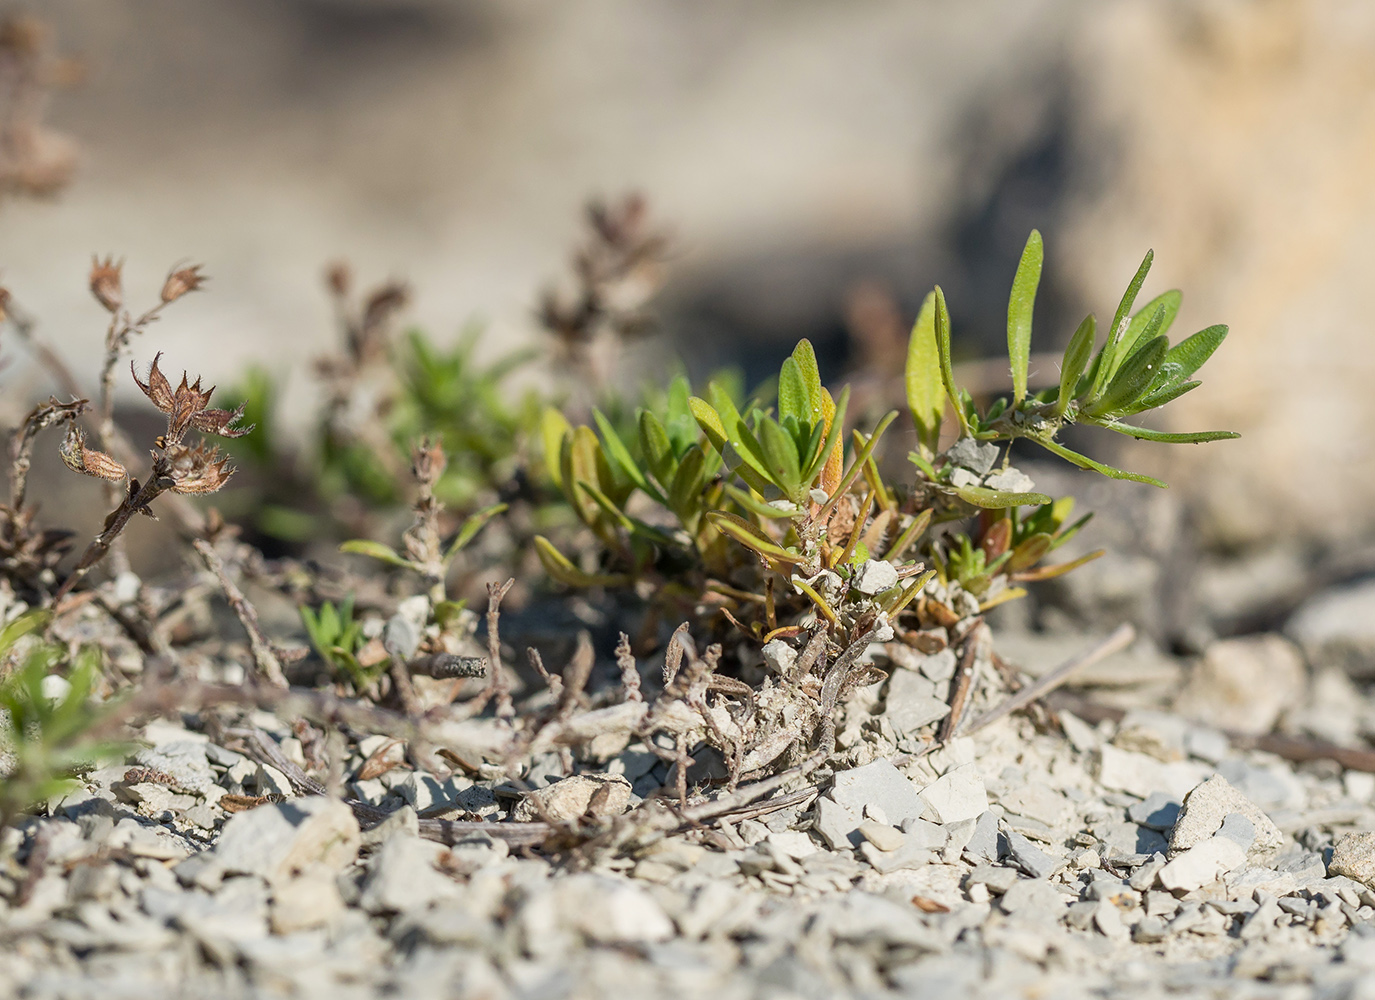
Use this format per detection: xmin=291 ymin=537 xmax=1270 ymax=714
xmin=667 ymin=445 xmax=708 ymax=520
xmin=445 ymin=502 xmax=508 ymax=560
xmin=1092 ymin=248 xmax=1154 ymax=398
xmin=1033 ymin=437 xmax=1167 ymax=487
xmin=1057 ymin=313 xmax=1096 ymax=415
xmin=1101 ymin=423 xmax=1240 ymax=444
xmin=533 ymin=536 xmax=631 ymax=588
xmin=933 ymin=287 xmax=971 ymax=438
xmin=1010 ymin=549 xmax=1105 ymax=582
xmin=1084 ymin=329 xmax=1167 ymax=418
xmin=1005 ymin=532 xmax=1053 ymax=573
xmin=705 ymin=511 xmax=807 ymax=564
xmin=1113 ymin=289 xmax=1181 ymax=375
xmin=1150 ymin=323 xmax=1228 ymax=391
xmin=638 ymin=410 xmax=674 ymax=485
xmin=757 ymin=418 xmax=803 ymax=497
xmin=905 ymin=291 xmax=945 ymax=455
xmin=1007 ymin=229 xmax=1043 ymax=405
xmin=593 ymin=409 xmax=664 ymax=504
xmin=664 ymin=374 xmax=697 ymax=456
xmin=539 ymin=407 xmax=572 ymax=489
xmin=950 ymin=485 xmax=1053 ymax=509
xmin=723 ymin=484 xmax=797 ymax=519
xmin=790 ymin=338 xmax=825 ymax=419
xmin=1127 ymin=379 xmax=1200 ymax=413
xmin=815 ymin=410 xmax=898 ymax=519
xmin=339 ymin=540 xmax=414 ymax=569
xmin=803 ymin=384 xmax=849 ymax=483
xmin=777 ymin=357 xmax=808 ymax=428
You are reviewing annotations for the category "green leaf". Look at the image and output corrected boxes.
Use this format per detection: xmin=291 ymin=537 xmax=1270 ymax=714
xmin=1150 ymin=323 xmax=1228 ymax=391
xmin=664 ymin=374 xmax=697 ymax=456
xmin=433 ymin=600 xmax=467 ymax=629
xmin=1128 ymin=379 xmax=1200 ymax=413
xmin=932 ymin=287 xmax=971 ymax=438
xmin=905 ymin=291 xmax=945 ymax=455
xmin=539 ymin=407 xmax=572 ymax=490
xmin=777 ymin=357 xmax=809 ymax=429
xmin=705 ymin=512 xmax=807 ymax=565
xmin=1092 ymin=248 xmax=1154 ymax=398
xmin=1056 ymin=314 xmax=1096 ymax=415
xmin=790 ymin=339 xmax=825 ymax=419
xmin=1007 ymin=229 xmax=1043 ymax=405
xmin=1101 ymin=424 xmax=1240 ymax=444
xmin=757 ymin=418 xmax=803 ymax=497
xmin=638 ymin=410 xmax=674 ymax=485
xmin=534 ymin=536 xmax=631 ymax=588
xmin=339 ymin=540 xmax=413 ymax=569
xmin=666 ymin=445 xmax=708 ymax=521
xmin=1005 ymin=533 xmax=1053 ymax=573
xmin=1084 ymin=329 xmax=1167 ymax=418
xmin=693 ymin=386 xmax=773 ymax=492
xmin=445 ymin=502 xmax=508 ymax=560
xmin=1033 ymin=437 xmax=1167 ymax=487
xmin=593 ymin=409 xmax=664 ymax=504
xmin=1113 ymin=290 xmax=1181 ymax=375
xmin=723 ymin=484 xmax=797 ymax=519
xmin=0 ymin=610 xmax=50 ymax=657
xmin=950 ymin=484 xmax=1053 ymax=509
xmin=1011 ymin=549 xmax=1105 ymax=582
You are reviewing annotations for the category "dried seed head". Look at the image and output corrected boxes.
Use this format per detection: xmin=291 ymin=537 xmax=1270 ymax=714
xmin=89 ymin=255 xmax=123 ymax=313
xmin=164 ymin=441 xmax=233 ymax=495
xmin=132 ymin=353 xmax=253 ymax=446
xmin=411 ymin=437 xmax=446 ymax=488
xmin=361 ymin=281 xmax=409 ymax=332
xmin=59 ymin=425 xmax=127 ymax=482
xmin=160 ymin=263 xmax=206 ymax=304
xmin=0 ymin=286 xmax=9 ymax=323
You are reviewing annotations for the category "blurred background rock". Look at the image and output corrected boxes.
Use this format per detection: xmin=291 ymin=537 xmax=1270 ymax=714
xmin=3 ymin=0 xmax=1375 ymax=639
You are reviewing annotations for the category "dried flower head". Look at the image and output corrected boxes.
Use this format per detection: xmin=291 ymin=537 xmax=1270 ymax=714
xmin=89 ymin=255 xmax=123 ymax=313
xmin=325 ymin=261 xmax=352 ymax=298
xmin=160 ymin=263 xmax=207 ymax=304
xmin=411 ymin=437 xmax=447 ymax=489
xmin=132 ymin=353 xmax=253 ymax=447
xmin=163 ymin=441 xmax=233 ymax=494
xmin=0 ymin=286 xmax=10 ymax=323
xmin=58 ymin=425 xmax=127 ymax=482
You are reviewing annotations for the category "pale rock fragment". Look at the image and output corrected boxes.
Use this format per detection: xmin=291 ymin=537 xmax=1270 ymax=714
xmin=1169 ymin=775 xmax=1283 ymax=864
xmin=1157 ymin=837 xmax=1247 ymax=892
xmin=1176 ymin=634 xmax=1306 ymax=735
xmin=921 ymin=763 xmax=987 ymax=825
xmin=214 ymin=797 xmax=360 ymax=885
xmin=513 ymin=773 xmax=631 ymax=823
xmin=1329 ymin=831 xmax=1375 ymax=889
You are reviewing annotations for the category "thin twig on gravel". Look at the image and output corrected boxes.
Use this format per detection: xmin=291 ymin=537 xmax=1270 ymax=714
xmin=192 ymin=538 xmax=289 ymax=688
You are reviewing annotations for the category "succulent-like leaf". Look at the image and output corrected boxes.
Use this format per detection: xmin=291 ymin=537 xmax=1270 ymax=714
xmin=757 ymin=418 xmax=803 ymax=498
xmin=667 ymin=445 xmax=708 ymax=521
xmin=1102 ymin=424 xmax=1240 ymax=444
xmin=932 ymin=287 xmax=971 ymax=438
xmin=1005 ymin=532 xmax=1053 ymax=572
xmin=1084 ymin=328 xmax=1167 ymax=418
xmin=1007 ymin=229 xmax=1043 ymax=405
xmin=1127 ymin=379 xmax=1201 ymax=414
xmin=1057 ymin=314 xmax=1095 ymax=415
xmin=1010 ymin=548 xmax=1105 ymax=582
xmin=950 ymin=484 xmax=1053 ymax=509
xmin=1091 ymin=249 xmax=1154 ymax=398
xmin=905 ymin=291 xmax=945 ymax=455
xmin=638 ymin=410 xmax=674 ymax=485
xmin=816 ymin=387 xmax=845 ymax=493
xmin=778 ymin=357 xmax=809 ymax=429
xmin=724 ymin=484 xmax=797 ymax=519
xmin=445 ymin=502 xmax=508 ymax=560
xmin=706 ymin=511 xmax=806 ymax=564
xmin=339 ymin=540 xmax=413 ymax=568
xmin=593 ymin=409 xmax=664 ymax=504
xmin=1148 ymin=323 xmax=1228 ymax=393
xmin=534 ymin=536 xmax=632 ymax=588
xmin=1113 ymin=290 xmax=1181 ymax=376
xmin=1033 ymin=437 xmax=1166 ymax=487
xmin=539 ymin=407 xmax=572 ymax=489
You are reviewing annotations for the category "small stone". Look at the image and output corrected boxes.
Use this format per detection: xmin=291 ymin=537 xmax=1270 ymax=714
xmin=383 ymin=613 xmax=421 ymax=659
xmin=1169 ymin=775 xmax=1283 ymax=863
xmin=1216 ymin=812 xmax=1256 ymax=851
xmin=514 ymin=773 xmax=631 ymax=823
xmin=999 ymin=878 xmax=1067 ymax=923
xmin=852 ymin=559 xmax=899 ymax=595
xmin=999 ymin=783 xmax=1067 ymax=828
xmin=857 ymin=821 xmax=906 ymax=853
xmin=1132 ymin=915 xmax=1168 ymax=942
xmin=1093 ymin=899 xmax=1129 ymax=940
xmin=966 ymin=864 xmax=1019 ymax=894
xmin=1176 ymin=635 xmax=1306 ymax=735
xmin=1129 ymin=853 xmax=1167 ymax=891
xmin=255 ymin=763 xmax=295 ymax=798
xmin=1329 ymin=832 xmax=1375 ymax=889
xmin=921 ymin=763 xmax=987 ymax=824
xmin=766 ymin=831 xmax=818 ymax=859
xmin=815 ymin=796 xmax=861 ymax=850
xmin=761 ymin=639 xmax=797 ymax=676
xmin=941 ymin=817 xmax=978 ymax=862
xmin=133 ymin=741 xmax=215 ymax=792
xmin=831 ymin=759 xmax=926 ymax=827
xmin=1127 ymin=792 xmax=1182 ymax=831
xmin=884 ymin=670 xmax=951 ymax=735
xmin=964 ymin=811 xmax=1001 ymax=861
xmin=1005 ymin=831 xmax=1064 ymax=880
xmin=213 ymin=797 xmax=361 ymax=885
xmin=361 ymin=805 xmax=419 ymax=848
xmin=1184 ymin=726 xmax=1231 ymax=763
xmin=270 ymin=863 xmax=345 ymax=934
xmin=1158 ymin=837 xmax=1247 ymax=893
xmin=946 ymin=438 xmax=998 ymax=475
xmin=1097 ymin=744 xmax=1203 ymax=800
xmin=552 ymin=874 xmax=675 ymax=945
xmin=360 ymin=833 xmax=460 ymax=913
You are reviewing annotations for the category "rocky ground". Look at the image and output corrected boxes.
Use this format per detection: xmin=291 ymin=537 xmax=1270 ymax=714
xmin=4 ymin=548 xmax=1375 ymax=1000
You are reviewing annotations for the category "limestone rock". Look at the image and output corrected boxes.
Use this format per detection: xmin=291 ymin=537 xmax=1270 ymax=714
xmin=213 ymin=797 xmax=361 ymax=885
xmin=1169 ymin=775 xmax=1283 ymax=864
xmin=1175 ymin=635 xmax=1306 ymax=734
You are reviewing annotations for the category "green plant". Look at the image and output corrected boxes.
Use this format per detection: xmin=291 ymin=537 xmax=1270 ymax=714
xmin=534 ymin=231 xmax=1235 ymax=643
xmin=0 ymin=610 xmax=124 ymax=828
xmin=299 ymin=597 xmax=372 ymax=691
